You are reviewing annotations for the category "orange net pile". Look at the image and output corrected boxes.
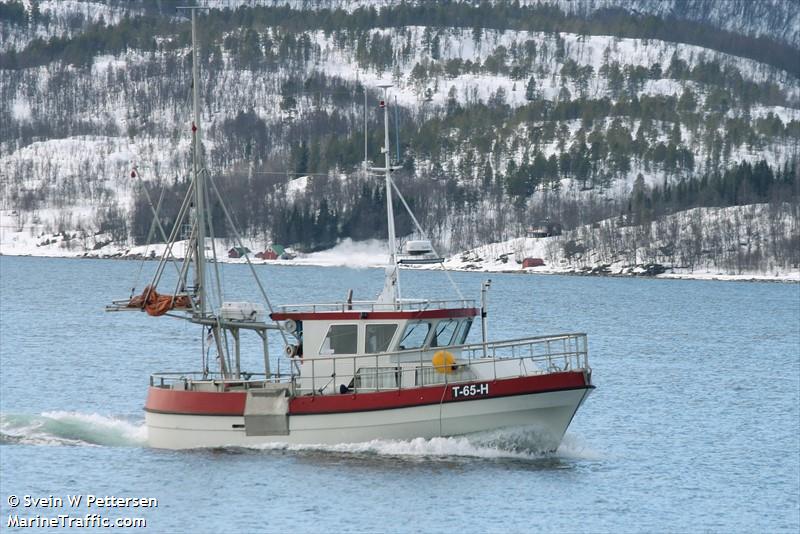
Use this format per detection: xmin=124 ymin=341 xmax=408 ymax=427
xmin=127 ymin=285 xmax=191 ymax=316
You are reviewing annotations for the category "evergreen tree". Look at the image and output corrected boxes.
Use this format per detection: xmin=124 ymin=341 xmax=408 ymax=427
xmin=293 ymin=142 xmax=309 ymax=175
xmin=525 ymin=75 xmax=537 ymax=101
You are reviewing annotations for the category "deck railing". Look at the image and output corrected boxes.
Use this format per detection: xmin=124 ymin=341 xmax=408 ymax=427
xmin=303 ymin=333 xmax=589 ymax=394
xmin=276 ymin=298 xmax=476 ymax=314
xmin=149 ymin=372 xmax=294 ymax=391
xmin=150 ymin=333 xmax=588 ymax=395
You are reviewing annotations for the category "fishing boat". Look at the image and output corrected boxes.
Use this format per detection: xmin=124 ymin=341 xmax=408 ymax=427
xmin=108 ymin=10 xmax=594 ymax=450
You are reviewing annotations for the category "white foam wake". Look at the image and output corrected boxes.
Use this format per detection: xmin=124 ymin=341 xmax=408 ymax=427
xmin=1 ymin=413 xmax=600 ymax=462
xmin=293 ymin=238 xmax=388 ymax=268
xmin=0 ymin=412 xmax=147 ymax=447
xmin=249 ymin=427 xmax=601 ymax=462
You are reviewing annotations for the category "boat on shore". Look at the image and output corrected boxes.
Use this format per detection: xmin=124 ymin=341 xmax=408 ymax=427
xmin=108 ymin=10 xmax=594 ymax=450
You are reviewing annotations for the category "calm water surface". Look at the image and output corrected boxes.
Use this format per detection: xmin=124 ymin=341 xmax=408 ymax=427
xmin=1 ymin=256 xmax=798 ymax=532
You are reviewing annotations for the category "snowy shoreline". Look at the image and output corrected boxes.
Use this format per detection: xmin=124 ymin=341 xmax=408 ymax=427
xmin=1 ymin=249 xmax=796 ymax=284
xmin=2 ymin=210 xmax=797 ymax=283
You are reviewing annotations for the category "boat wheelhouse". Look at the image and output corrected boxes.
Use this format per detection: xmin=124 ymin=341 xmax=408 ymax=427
xmin=110 ymin=11 xmax=594 ymax=450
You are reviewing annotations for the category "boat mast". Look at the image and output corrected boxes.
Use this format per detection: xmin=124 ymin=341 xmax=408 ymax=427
xmin=363 ymin=89 xmax=368 ymax=177
xmin=190 ymin=8 xmax=206 ymax=315
xmin=380 ymin=84 xmax=400 ymax=303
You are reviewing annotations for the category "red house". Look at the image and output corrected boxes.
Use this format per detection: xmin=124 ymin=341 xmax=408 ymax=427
xmin=255 ymin=250 xmax=279 ymax=260
xmin=522 ymin=257 xmax=545 ymax=268
xmin=227 ymin=246 xmax=251 ymax=258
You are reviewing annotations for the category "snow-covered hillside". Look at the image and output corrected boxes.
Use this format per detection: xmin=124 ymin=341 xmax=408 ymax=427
xmin=535 ymin=0 xmax=800 ymax=49
xmin=201 ymin=0 xmax=800 ymax=49
xmin=0 ymin=0 xmax=143 ymax=52
xmin=2 ymin=25 xmax=797 ymax=232
xmin=442 ymin=203 xmax=800 ymax=282
xmin=3 ymin=203 xmax=797 ymax=282
xmin=0 ymin=1 xmax=798 ymax=274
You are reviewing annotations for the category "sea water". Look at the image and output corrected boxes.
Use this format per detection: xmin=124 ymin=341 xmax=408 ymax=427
xmin=1 ymin=256 xmax=798 ymax=532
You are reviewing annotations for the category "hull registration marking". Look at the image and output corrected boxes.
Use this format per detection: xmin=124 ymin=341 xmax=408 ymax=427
xmin=451 ymin=383 xmax=489 ymax=399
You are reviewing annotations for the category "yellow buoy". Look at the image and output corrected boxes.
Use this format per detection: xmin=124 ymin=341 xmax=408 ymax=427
xmin=432 ymin=350 xmax=456 ymax=374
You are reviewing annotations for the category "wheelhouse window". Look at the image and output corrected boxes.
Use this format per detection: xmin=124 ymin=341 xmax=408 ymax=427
xmin=320 ymin=324 xmax=358 ymax=355
xmin=458 ymin=319 xmax=473 ymax=344
xmin=366 ymin=324 xmax=398 ymax=353
xmin=430 ymin=320 xmax=459 ymax=347
xmin=398 ymin=321 xmax=431 ymax=350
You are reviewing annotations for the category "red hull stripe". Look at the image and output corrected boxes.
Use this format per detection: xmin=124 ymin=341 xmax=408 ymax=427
xmin=271 ymin=307 xmax=478 ymax=322
xmin=145 ymin=372 xmax=589 ymax=417
xmin=145 ymin=387 xmax=247 ymax=416
xmin=289 ymin=371 xmax=589 ymax=415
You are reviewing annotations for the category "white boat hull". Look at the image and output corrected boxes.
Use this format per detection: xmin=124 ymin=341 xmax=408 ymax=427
xmin=146 ymin=387 xmax=592 ymax=450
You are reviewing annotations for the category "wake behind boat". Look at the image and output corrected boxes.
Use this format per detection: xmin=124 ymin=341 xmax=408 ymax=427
xmin=107 ymin=9 xmax=594 ymax=450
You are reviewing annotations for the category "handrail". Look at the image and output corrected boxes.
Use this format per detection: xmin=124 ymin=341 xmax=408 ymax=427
xmin=276 ymin=298 xmax=477 ymax=314
xmin=149 ymin=371 xmax=294 ymax=389
xmin=150 ymin=333 xmax=589 ymax=394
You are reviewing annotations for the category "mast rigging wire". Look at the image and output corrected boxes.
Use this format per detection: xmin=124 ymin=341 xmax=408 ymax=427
xmin=207 ymin=172 xmax=291 ymax=349
xmin=389 ymin=176 xmax=465 ymax=301
xmin=131 ymin=169 xmax=190 ymax=295
xmin=130 ymin=184 xmax=165 ymax=297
